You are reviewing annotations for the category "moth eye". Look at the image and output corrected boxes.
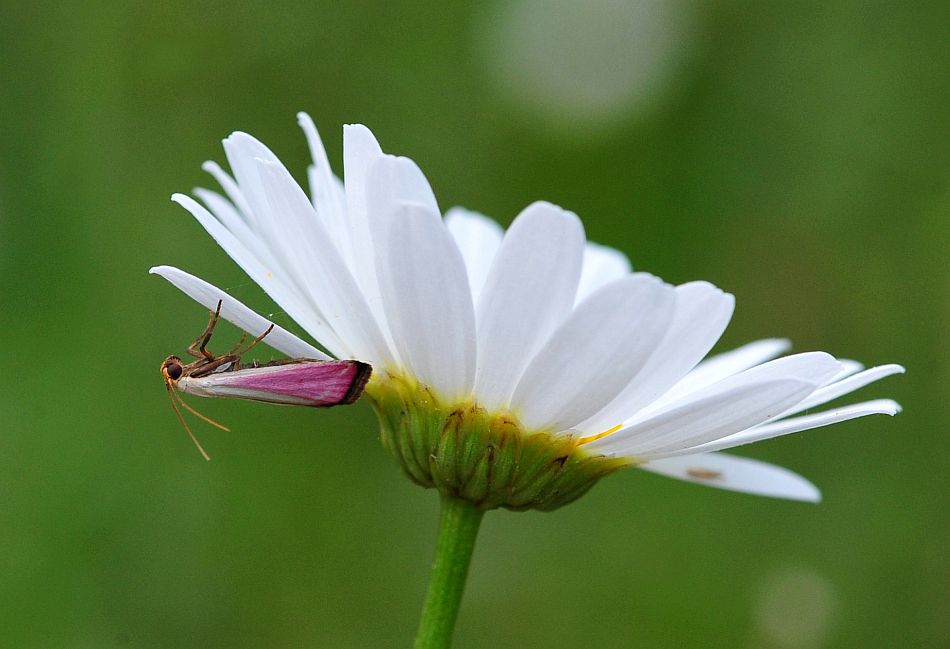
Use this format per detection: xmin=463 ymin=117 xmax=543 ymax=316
xmin=165 ymin=363 xmax=183 ymax=380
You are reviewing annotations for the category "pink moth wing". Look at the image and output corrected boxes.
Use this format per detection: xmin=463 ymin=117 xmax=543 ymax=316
xmin=178 ymin=359 xmax=372 ymax=407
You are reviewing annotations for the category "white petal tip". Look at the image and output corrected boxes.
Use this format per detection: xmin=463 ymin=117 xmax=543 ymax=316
xmin=863 ymin=398 xmax=902 ymax=416
xmin=530 ymin=199 xmax=564 ymax=210
xmin=800 ymin=487 xmax=823 ymax=504
xmin=149 ymin=265 xmax=181 ymax=279
xmin=525 ymin=199 xmax=577 ymax=219
xmin=838 ymin=358 xmax=865 ymax=371
xmin=775 ymin=478 xmax=822 ymax=503
xmin=678 ymin=279 xmax=722 ymax=293
xmin=517 ymin=202 xmax=585 ymax=238
xmin=629 ymin=271 xmax=671 ymax=290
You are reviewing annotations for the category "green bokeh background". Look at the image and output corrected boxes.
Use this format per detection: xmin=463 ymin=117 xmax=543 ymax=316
xmin=1 ymin=2 xmax=947 ymax=648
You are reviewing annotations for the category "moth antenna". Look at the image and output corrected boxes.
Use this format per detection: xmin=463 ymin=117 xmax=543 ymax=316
xmin=171 ymin=387 xmax=231 ymax=432
xmin=165 ymin=384 xmax=212 ymax=461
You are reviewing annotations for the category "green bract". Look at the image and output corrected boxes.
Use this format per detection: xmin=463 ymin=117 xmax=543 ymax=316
xmin=367 ymin=373 xmax=630 ymax=512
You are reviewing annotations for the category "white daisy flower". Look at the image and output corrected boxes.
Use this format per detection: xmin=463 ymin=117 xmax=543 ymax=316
xmin=151 ymin=114 xmax=903 ymax=507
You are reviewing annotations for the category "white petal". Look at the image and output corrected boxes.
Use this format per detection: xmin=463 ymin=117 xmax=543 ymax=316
xmin=363 ymin=154 xmax=445 ymax=364
xmin=647 ymin=338 xmax=792 ymax=412
xmin=171 ymin=193 xmax=347 ymax=356
xmin=221 ymin=132 xmax=283 ymax=225
xmin=342 ymin=124 xmax=386 ymax=300
xmin=576 ymin=242 xmax=632 ymax=304
xmin=306 ymin=164 xmax=349 ymax=253
xmin=149 ymin=266 xmax=330 ymax=360
xmin=202 ymin=160 xmax=254 ymax=222
xmin=781 ymin=364 xmax=905 ymax=416
xmin=376 ymin=203 xmax=476 ymax=401
xmin=639 ymin=453 xmax=821 ymax=502
xmin=729 ymin=351 xmax=843 ymax=386
xmin=444 ymin=207 xmax=504 ymax=304
xmin=593 ymin=379 xmax=816 ymax=457
xmin=297 ymin=113 xmax=347 ymax=236
xmin=251 ymin=157 xmax=334 ymax=299
xmin=511 ymin=274 xmax=676 ymax=432
xmin=663 ymin=399 xmax=902 ymax=457
xmin=364 ymin=155 xmax=443 ymax=278
xmin=256 ymin=160 xmax=394 ymax=365
xmin=473 ymin=202 xmax=585 ymax=410
xmin=578 ymin=281 xmax=734 ymax=435
xmin=592 ymin=351 xmax=841 ymax=455
xmin=297 ymin=112 xmax=346 ymax=206
xmin=830 ymin=359 xmax=864 ymax=383
xmin=193 ymin=187 xmax=280 ymax=271
xmin=511 ymin=273 xmax=676 ymax=431
xmin=365 ymin=154 xmax=439 ymax=218
xmin=220 ymin=133 xmax=341 ymax=308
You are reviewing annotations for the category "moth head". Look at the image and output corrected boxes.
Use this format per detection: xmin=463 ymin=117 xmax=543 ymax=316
xmin=161 ymin=356 xmax=184 ymax=383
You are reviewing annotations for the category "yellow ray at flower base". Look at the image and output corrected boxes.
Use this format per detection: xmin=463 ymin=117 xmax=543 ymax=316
xmin=576 ymin=423 xmax=624 ymax=446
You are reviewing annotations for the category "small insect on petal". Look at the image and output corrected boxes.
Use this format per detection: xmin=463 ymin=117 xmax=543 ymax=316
xmin=161 ymin=301 xmax=372 ymax=459
xmin=686 ymin=467 xmax=723 ymax=480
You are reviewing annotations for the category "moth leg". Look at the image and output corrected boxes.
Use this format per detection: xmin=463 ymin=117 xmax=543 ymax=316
xmin=186 ymin=300 xmax=224 ymax=360
xmin=236 ymin=324 xmax=275 ymax=356
xmin=224 ymin=331 xmax=248 ymax=356
xmin=188 ymin=354 xmax=240 ymax=378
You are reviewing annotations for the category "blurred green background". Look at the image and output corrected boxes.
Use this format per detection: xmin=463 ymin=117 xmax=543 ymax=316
xmin=1 ymin=1 xmax=947 ymax=647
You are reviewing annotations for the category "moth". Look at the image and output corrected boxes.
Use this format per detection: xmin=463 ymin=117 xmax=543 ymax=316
xmin=160 ymin=301 xmax=372 ymax=460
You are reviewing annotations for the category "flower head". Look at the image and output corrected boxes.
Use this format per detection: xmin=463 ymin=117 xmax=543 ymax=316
xmin=151 ymin=114 xmax=902 ymax=507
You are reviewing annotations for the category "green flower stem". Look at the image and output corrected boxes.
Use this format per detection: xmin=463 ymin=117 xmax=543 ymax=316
xmin=414 ymin=494 xmax=485 ymax=649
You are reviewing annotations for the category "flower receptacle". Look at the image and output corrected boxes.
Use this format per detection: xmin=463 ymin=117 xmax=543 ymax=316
xmin=367 ymin=373 xmax=630 ymax=512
